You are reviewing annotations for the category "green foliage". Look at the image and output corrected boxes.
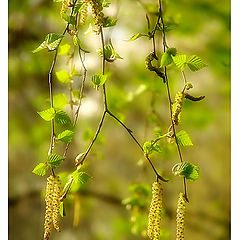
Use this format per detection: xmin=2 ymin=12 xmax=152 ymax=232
xmin=37 ymin=108 xmax=56 ymax=121
xmin=57 ymin=130 xmax=74 ymax=143
xmin=91 ymin=73 xmax=108 ymax=88
xmin=61 ymin=13 xmax=76 ymax=25
xmin=128 ymin=184 xmax=151 ymax=197
xmin=72 ymin=171 xmax=91 ymax=184
xmin=187 ymin=55 xmax=207 ymax=71
xmin=143 ymin=141 xmax=161 ymax=155
xmin=32 ymin=163 xmax=47 ymax=176
xmin=73 ymin=35 xmax=81 ymax=47
xmin=103 ymin=18 xmax=117 ymax=28
xmin=172 ymin=162 xmax=199 ymax=181
xmin=47 ymin=153 xmax=65 ymax=169
xmin=53 ymin=93 xmax=68 ymax=109
xmin=59 ymin=202 xmax=65 ymax=217
xmin=127 ymin=33 xmax=145 ymax=41
xmin=176 ymin=130 xmax=193 ymax=147
xmin=56 ymin=70 xmax=70 ymax=84
xmin=55 ymin=110 xmax=72 ymax=124
xmin=97 ymin=44 xmax=122 ymax=62
xmin=172 ymin=54 xmax=187 ymax=70
xmin=33 ymin=33 xmax=63 ymax=53
xmin=161 ymin=48 xmax=177 ymax=67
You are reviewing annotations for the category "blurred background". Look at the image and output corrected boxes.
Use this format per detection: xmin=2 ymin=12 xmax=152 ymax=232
xmin=9 ymin=0 xmax=230 ymax=239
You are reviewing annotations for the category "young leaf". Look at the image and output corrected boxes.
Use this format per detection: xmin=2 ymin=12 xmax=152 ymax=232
xmin=57 ymin=130 xmax=74 ymax=143
xmin=53 ymin=93 xmax=68 ymax=109
xmin=187 ymin=55 xmax=207 ymax=72
xmin=59 ymin=202 xmax=65 ymax=217
xmin=32 ymin=163 xmax=47 ymax=176
xmin=48 ymin=153 xmax=65 ymax=169
xmin=72 ymin=171 xmax=91 ymax=184
xmin=97 ymin=44 xmax=122 ymax=62
xmin=33 ymin=33 xmax=63 ymax=53
xmin=172 ymin=54 xmax=187 ymax=70
xmin=56 ymin=71 xmax=70 ymax=84
xmin=166 ymin=47 xmax=177 ymax=56
xmin=61 ymin=13 xmax=76 ymax=25
xmin=55 ymin=110 xmax=72 ymax=125
xmin=160 ymin=52 xmax=173 ymax=67
xmin=102 ymin=0 xmax=111 ymax=7
xmin=176 ymin=130 xmax=193 ymax=147
xmin=127 ymin=33 xmax=144 ymax=41
xmin=103 ymin=17 xmax=117 ymax=28
xmin=92 ymin=73 xmax=108 ymax=87
xmin=73 ymin=35 xmax=81 ymax=47
xmin=58 ymin=44 xmax=71 ymax=55
xmin=73 ymin=2 xmax=83 ymax=15
xmin=172 ymin=162 xmax=199 ymax=181
xmin=38 ymin=108 xmax=56 ymax=121
xmin=143 ymin=141 xmax=161 ymax=155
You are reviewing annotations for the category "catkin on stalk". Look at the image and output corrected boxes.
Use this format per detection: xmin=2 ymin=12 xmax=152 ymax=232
xmin=79 ymin=2 xmax=88 ymax=25
xmin=147 ymin=181 xmax=163 ymax=240
xmin=52 ymin=176 xmax=62 ymax=232
xmin=172 ymin=91 xmax=184 ymax=125
xmin=89 ymin=0 xmax=104 ymax=33
xmin=176 ymin=192 xmax=186 ymax=240
xmin=60 ymin=0 xmax=71 ymax=15
xmin=44 ymin=175 xmax=62 ymax=240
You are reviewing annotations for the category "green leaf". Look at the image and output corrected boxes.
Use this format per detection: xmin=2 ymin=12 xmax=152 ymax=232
xmin=72 ymin=171 xmax=91 ymax=184
xmin=91 ymin=73 xmax=108 ymax=87
xmin=187 ymin=55 xmax=207 ymax=72
xmin=59 ymin=202 xmax=65 ymax=217
xmin=38 ymin=108 xmax=56 ymax=121
xmin=61 ymin=13 xmax=76 ymax=25
xmin=73 ymin=2 xmax=83 ymax=15
xmin=97 ymin=44 xmax=123 ymax=61
xmin=33 ymin=33 xmax=63 ymax=53
xmin=32 ymin=163 xmax=47 ymax=176
xmin=58 ymin=44 xmax=71 ymax=55
xmin=143 ymin=141 xmax=161 ymax=155
xmin=176 ymin=130 xmax=193 ymax=147
xmin=55 ymin=110 xmax=72 ymax=125
xmin=56 ymin=70 xmax=70 ymax=84
xmin=166 ymin=47 xmax=177 ymax=56
xmin=73 ymin=35 xmax=81 ymax=47
xmin=102 ymin=0 xmax=111 ymax=7
xmin=160 ymin=52 xmax=173 ymax=67
xmin=48 ymin=153 xmax=65 ymax=169
xmin=127 ymin=33 xmax=144 ymax=41
xmin=103 ymin=17 xmax=117 ymax=28
xmin=57 ymin=130 xmax=74 ymax=143
xmin=172 ymin=54 xmax=187 ymax=70
xmin=53 ymin=93 xmax=68 ymax=109
xmin=172 ymin=162 xmax=199 ymax=181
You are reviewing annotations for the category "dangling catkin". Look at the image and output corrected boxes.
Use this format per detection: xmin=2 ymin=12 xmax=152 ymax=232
xmin=52 ymin=176 xmax=62 ymax=232
xmin=43 ymin=175 xmax=62 ymax=240
xmin=172 ymin=91 xmax=184 ymax=125
xmin=79 ymin=2 xmax=88 ymax=25
xmin=44 ymin=175 xmax=54 ymax=240
xmin=176 ymin=192 xmax=186 ymax=240
xmin=60 ymin=0 xmax=70 ymax=15
xmin=89 ymin=0 xmax=104 ymax=32
xmin=147 ymin=181 xmax=163 ymax=240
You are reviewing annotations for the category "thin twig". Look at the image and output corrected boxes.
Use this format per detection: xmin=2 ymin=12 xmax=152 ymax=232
xmin=158 ymin=0 xmax=188 ymax=201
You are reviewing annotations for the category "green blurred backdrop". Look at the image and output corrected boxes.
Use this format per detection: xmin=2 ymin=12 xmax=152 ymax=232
xmin=9 ymin=0 xmax=230 ymax=239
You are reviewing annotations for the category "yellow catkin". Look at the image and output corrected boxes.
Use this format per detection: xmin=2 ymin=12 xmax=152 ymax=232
xmin=145 ymin=52 xmax=155 ymax=71
xmin=43 ymin=175 xmax=62 ymax=240
xmin=176 ymin=192 xmax=186 ymax=240
xmin=52 ymin=176 xmax=62 ymax=232
xmin=60 ymin=0 xmax=71 ymax=15
xmin=79 ymin=2 xmax=88 ymax=25
xmin=44 ymin=175 xmax=55 ymax=240
xmin=172 ymin=91 xmax=184 ymax=125
xmin=147 ymin=181 xmax=163 ymax=240
xmin=89 ymin=0 xmax=104 ymax=31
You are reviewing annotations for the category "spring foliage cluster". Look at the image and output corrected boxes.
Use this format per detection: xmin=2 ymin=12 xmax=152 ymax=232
xmin=31 ymin=0 xmax=207 ymax=239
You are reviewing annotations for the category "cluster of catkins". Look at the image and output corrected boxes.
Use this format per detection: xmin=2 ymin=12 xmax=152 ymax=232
xmin=147 ymin=181 xmax=163 ymax=240
xmin=44 ymin=175 xmax=62 ymax=240
xmin=172 ymin=91 xmax=185 ymax=125
xmin=147 ymin=182 xmax=186 ymax=240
